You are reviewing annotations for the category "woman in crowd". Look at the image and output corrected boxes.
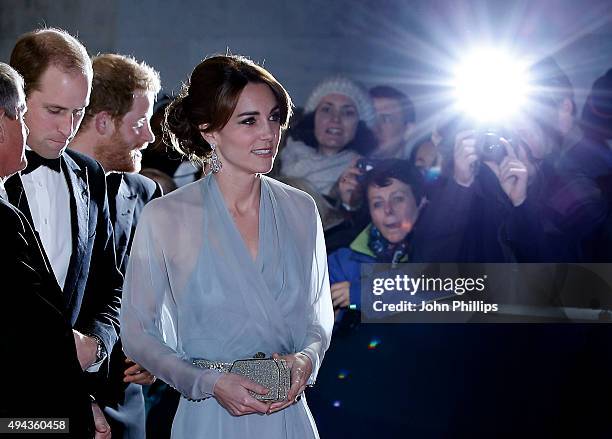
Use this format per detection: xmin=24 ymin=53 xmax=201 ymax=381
xmin=579 ymin=67 xmax=612 ymax=260
xmin=327 ymin=159 xmax=425 ymax=318
xmin=581 ymin=68 xmax=612 ymax=145
xmin=120 ymin=54 xmax=333 ymax=438
xmin=279 ymin=75 xmax=377 ymax=199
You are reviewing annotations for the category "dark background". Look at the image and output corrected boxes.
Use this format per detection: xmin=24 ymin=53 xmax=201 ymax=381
xmin=2 ymin=0 xmax=611 ymax=133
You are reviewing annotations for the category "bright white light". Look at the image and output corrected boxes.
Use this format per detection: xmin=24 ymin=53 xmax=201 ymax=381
xmin=453 ymin=48 xmax=530 ymax=123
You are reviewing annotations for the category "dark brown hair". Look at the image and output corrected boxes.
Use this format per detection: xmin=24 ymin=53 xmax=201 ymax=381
xmin=361 ymin=159 xmax=425 ymax=204
xmin=10 ymin=28 xmax=92 ymax=96
xmin=82 ymin=54 xmax=161 ymax=128
xmin=369 ymin=85 xmax=416 ymax=124
xmin=164 ymin=54 xmax=293 ymax=163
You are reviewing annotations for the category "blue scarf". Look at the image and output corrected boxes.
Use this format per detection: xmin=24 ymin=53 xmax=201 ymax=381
xmin=367 ymin=225 xmax=410 ymax=264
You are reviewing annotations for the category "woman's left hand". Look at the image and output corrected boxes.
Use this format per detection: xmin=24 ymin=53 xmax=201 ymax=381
xmin=267 ymin=352 xmax=312 ymax=414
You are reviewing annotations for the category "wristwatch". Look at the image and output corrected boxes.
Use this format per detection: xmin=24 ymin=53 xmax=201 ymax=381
xmin=87 ymin=334 xmax=105 ymax=363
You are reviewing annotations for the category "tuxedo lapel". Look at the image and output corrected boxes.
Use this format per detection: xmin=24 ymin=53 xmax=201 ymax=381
xmin=0 ymin=195 xmax=64 ymax=313
xmin=5 ymin=174 xmax=34 ymax=225
xmin=4 ymin=175 xmax=50 ymax=266
xmin=62 ymin=154 xmax=90 ymax=308
xmin=112 ymin=175 xmax=138 ymax=271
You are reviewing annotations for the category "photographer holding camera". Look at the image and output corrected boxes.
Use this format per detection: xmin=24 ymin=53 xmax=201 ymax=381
xmin=335 ymin=86 xmax=416 ymax=211
xmin=412 ymin=56 xmax=612 ymax=264
xmin=410 ymin=122 xmax=540 ymax=263
xmin=453 ymin=130 xmax=529 ymax=206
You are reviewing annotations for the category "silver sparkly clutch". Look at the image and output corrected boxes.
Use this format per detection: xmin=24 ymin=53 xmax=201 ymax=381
xmin=192 ymin=352 xmax=290 ymax=402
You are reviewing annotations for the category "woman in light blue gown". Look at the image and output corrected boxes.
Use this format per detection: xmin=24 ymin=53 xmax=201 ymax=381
xmin=120 ymin=55 xmax=334 ymax=438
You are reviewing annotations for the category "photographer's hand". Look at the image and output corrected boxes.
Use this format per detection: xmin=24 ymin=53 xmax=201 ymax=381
xmin=485 ymin=139 xmax=528 ymax=207
xmin=515 ymin=141 xmax=537 ymax=179
xmin=338 ymin=159 xmax=363 ymax=208
xmin=453 ymin=130 xmax=479 ymax=187
xmin=330 ymin=281 xmax=351 ymax=309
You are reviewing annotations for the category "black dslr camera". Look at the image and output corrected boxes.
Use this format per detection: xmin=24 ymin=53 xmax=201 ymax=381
xmin=440 ymin=117 xmax=512 ymax=165
xmin=476 ymin=130 xmax=507 ymax=164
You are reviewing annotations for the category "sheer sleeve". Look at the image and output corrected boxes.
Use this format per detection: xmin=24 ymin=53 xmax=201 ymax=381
xmin=300 ymin=206 xmax=334 ymax=385
xmin=120 ymin=204 xmax=222 ymax=400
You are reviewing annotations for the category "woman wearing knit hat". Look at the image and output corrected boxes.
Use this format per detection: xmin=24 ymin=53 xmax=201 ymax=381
xmin=279 ymin=75 xmax=377 ymax=198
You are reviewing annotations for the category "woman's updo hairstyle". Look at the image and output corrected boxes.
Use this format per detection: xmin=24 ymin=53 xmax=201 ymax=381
xmin=164 ymin=54 xmax=293 ymax=164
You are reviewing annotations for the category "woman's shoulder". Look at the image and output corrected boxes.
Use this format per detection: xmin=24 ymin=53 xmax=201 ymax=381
xmin=337 ymin=148 xmax=361 ymax=162
xmin=263 ymin=175 xmax=318 ymax=214
xmin=139 ymin=178 xmax=204 ymax=222
xmin=328 ymin=246 xmax=374 ymax=280
xmin=263 ymin=175 xmax=316 ymax=201
xmin=280 ymin=139 xmax=318 ymax=160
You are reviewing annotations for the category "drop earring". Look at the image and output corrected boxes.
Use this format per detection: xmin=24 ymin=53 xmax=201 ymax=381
xmin=209 ymin=142 xmax=222 ymax=174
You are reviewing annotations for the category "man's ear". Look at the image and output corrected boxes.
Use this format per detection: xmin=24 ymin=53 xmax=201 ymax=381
xmin=0 ymin=110 xmax=6 ymax=143
xmin=94 ymin=111 xmax=115 ymax=136
xmin=560 ymin=97 xmax=574 ymax=116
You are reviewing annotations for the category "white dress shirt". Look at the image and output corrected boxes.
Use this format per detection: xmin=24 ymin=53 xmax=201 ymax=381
xmin=21 ymin=150 xmax=105 ymax=372
xmin=21 ymin=156 xmax=72 ymax=290
xmin=0 ymin=178 xmax=7 ymax=201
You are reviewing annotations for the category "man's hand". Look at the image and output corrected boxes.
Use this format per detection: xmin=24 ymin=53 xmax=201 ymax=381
xmin=123 ymin=358 xmax=156 ymax=385
xmin=91 ymin=402 xmax=111 ymax=439
xmin=267 ymin=352 xmax=313 ymax=414
xmin=330 ymin=281 xmax=351 ymax=310
xmin=484 ymin=139 xmax=528 ymax=207
xmin=453 ymin=130 xmax=479 ymax=188
xmin=73 ymin=330 xmax=98 ymax=370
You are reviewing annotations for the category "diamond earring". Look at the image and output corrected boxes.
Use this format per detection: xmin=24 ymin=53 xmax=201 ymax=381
xmin=209 ymin=142 xmax=222 ymax=174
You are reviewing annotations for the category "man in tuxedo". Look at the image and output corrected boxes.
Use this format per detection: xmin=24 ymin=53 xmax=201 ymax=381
xmin=6 ymin=29 xmax=121 ymax=438
xmin=0 ymin=62 xmax=95 ymax=438
xmin=70 ymin=53 xmax=162 ymax=439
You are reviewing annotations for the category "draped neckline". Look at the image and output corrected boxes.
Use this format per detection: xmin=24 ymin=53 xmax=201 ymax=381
xmin=208 ymin=175 xmax=265 ymax=269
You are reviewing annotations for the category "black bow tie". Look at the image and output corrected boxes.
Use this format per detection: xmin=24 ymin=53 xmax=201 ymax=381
xmin=23 ymin=150 xmax=62 ymax=174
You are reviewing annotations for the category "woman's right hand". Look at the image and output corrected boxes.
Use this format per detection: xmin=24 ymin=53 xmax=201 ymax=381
xmin=330 ymin=281 xmax=351 ymax=309
xmin=453 ymin=130 xmax=479 ymax=188
xmin=338 ymin=158 xmax=364 ymax=208
xmin=212 ymin=373 xmax=271 ymax=416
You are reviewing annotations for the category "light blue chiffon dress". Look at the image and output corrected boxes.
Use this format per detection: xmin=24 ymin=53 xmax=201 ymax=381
xmin=120 ymin=174 xmax=333 ymax=438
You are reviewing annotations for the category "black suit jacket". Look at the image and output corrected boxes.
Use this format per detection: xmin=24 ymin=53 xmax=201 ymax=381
xmin=0 ymin=197 xmax=94 ymax=438
xmin=97 ymin=173 xmax=161 ymax=437
xmin=6 ymin=149 xmax=123 ymax=359
xmin=108 ymin=172 xmax=163 ymax=274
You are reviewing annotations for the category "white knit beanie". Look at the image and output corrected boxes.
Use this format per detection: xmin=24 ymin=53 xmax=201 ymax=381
xmin=304 ymin=75 xmax=376 ymax=129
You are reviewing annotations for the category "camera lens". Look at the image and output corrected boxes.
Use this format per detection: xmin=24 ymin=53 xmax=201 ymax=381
xmin=478 ymin=131 xmax=506 ymax=163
